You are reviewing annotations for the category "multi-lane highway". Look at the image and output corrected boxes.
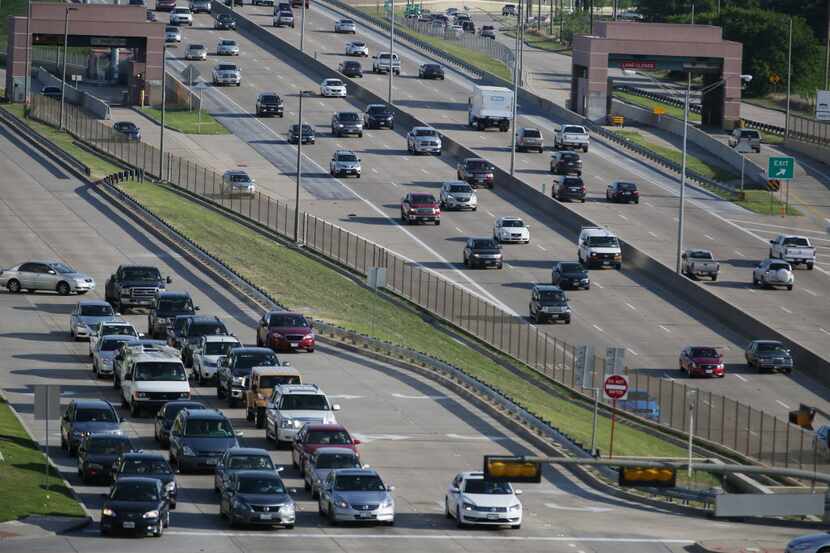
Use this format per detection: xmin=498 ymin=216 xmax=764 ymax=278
xmin=0 ymin=128 xmax=807 ymax=552
xmin=144 ymin=4 xmax=830 ymax=423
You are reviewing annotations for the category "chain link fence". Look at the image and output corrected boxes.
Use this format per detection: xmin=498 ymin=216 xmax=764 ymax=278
xmin=29 ymin=94 xmax=826 ymax=474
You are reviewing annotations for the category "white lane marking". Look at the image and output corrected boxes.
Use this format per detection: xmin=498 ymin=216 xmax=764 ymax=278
xmin=627 ymin=347 xmax=639 ymax=356
xmin=726 ymin=220 xmax=830 ymax=235
xmin=421 ymin=168 xmax=429 ymax=174
xmin=455 ymin=226 xmax=464 ymax=233
xmin=390 ymin=393 xmax=449 ymax=400
xmin=336 ymin=143 xmax=344 ymax=149
xmin=592 ymin=324 xmax=604 ymax=333
xmin=704 ymin=234 xmax=714 ymax=240
xmin=776 ymin=400 xmax=791 ymax=410
xmin=441 ymin=113 xmax=449 ymax=119
xmin=734 ymin=374 xmax=748 ymax=382
xmin=820 ymin=328 xmax=830 ymax=336
xmin=593 ymin=281 xmax=603 ymax=289
xmin=644 ymin=201 xmax=654 ymax=207
xmin=351 ymin=434 xmax=412 ymax=443
xmin=390 ymin=181 xmax=399 ymax=187
xmin=804 ymin=288 xmax=817 ymax=296
xmin=648 ymin=231 xmax=658 ymax=238
xmin=658 ymin=325 xmax=671 ymax=333
xmin=734 ymin=250 xmax=746 ymax=257
xmin=663 ymin=372 xmax=675 ymax=381
xmin=445 ymin=433 xmax=507 ymax=441
xmin=403 ymin=156 xmax=410 ymax=161
xmin=780 ymin=306 xmax=793 ymax=314
xmin=545 ymin=503 xmax=613 ymax=513
xmin=536 ymin=244 xmax=547 ymax=251
xmin=486 ymin=210 xmax=495 ymax=217
xmin=625 ymin=302 xmax=636 ymax=311
xmin=328 ymin=394 xmax=365 ymax=399
xmin=618 ymin=214 xmax=628 ymax=221
xmin=371 ymin=167 xmax=379 ymax=173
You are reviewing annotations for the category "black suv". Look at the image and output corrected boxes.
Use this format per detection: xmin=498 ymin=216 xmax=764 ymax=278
xmin=552 ymin=176 xmax=586 ymax=202
xmin=216 ymin=347 xmax=282 ymax=407
xmin=338 ymin=60 xmax=363 ymax=78
xmin=745 ymin=340 xmax=794 ymax=374
xmin=463 ymin=238 xmax=503 ymax=269
xmin=60 ymin=399 xmax=123 ymax=456
xmin=112 ymin=452 xmax=177 ymax=508
xmin=529 ymin=284 xmax=571 ymax=324
xmin=363 ymin=104 xmax=394 ymax=129
xmin=550 ymin=151 xmax=582 ymax=176
xmin=331 ymin=111 xmax=364 ymax=137
xmin=168 ymin=408 xmax=241 ymax=473
xmin=289 ymin=123 xmax=315 ymax=144
xmin=255 ymin=92 xmax=284 ymax=117
xmin=551 ymin=261 xmax=590 ymax=290
xmin=167 ymin=314 xmax=197 ymax=349
xmin=180 ymin=316 xmax=230 ymax=367
xmin=418 ymin=63 xmax=445 ymax=80
xmin=148 ymin=291 xmax=198 ymax=339
xmin=77 ymin=434 xmax=134 ymax=483
xmin=214 ymin=13 xmax=237 ymax=29
xmin=154 ymin=400 xmax=207 ymax=447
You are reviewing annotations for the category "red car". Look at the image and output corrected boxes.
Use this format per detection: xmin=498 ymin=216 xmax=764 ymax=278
xmin=400 ymin=192 xmax=441 ymax=225
xmin=456 ymin=158 xmax=495 ymax=189
xmin=256 ymin=310 xmax=315 ymax=353
xmin=679 ymin=346 xmax=725 ymax=378
xmin=291 ymin=423 xmax=359 ymax=476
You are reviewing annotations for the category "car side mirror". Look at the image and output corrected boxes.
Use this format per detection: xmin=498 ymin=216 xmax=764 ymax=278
xmin=259 ymin=320 xmax=267 ymax=327
xmin=166 ymin=276 xmax=173 ymax=284
xmin=138 ymin=333 xmax=145 ymax=338
xmin=235 ymin=430 xmax=244 ymax=437
xmin=332 ymin=404 xmax=341 ymax=411
xmin=281 ymin=361 xmax=291 ymax=367
xmin=514 ymin=489 xmax=523 ymax=495
xmin=353 ymin=439 xmax=361 ymax=445
xmin=194 ymin=306 xmax=200 ymax=311
xmin=769 ymin=240 xmax=775 ymax=244
xmin=388 ymin=485 xmax=395 ymax=491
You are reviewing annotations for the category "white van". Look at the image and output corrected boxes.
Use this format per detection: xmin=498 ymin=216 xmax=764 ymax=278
xmin=121 ymin=350 xmax=190 ymax=417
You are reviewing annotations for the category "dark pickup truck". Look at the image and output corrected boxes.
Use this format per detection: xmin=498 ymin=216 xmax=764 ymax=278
xmin=105 ymin=265 xmax=172 ymax=313
xmin=147 ymin=291 xmax=198 ymax=339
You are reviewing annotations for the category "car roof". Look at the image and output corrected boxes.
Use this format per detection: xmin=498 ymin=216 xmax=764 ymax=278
xmin=234 ymin=469 xmax=283 ymax=479
xmin=333 ymin=467 xmax=378 ymax=476
xmin=265 ymin=309 xmax=305 ymax=317
xmin=753 ymin=340 xmax=784 ymax=345
xmin=123 ymin=451 xmax=166 ymax=460
xmin=226 ymin=447 xmax=270 ymax=456
xmin=335 ymin=149 xmax=357 ymax=155
xmin=71 ymin=398 xmax=114 ymax=409
xmin=114 ymin=476 xmax=162 ymax=486
xmin=498 ymin=216 xmax=522 ymax=221
xmin=174 ymin=314 xmax=196 ymax=321
xmin=182 ymin=408 xmax=227 ymax=420
xmin=189 ymin=315 xmax=224 ymax=324
xmin=459 ymin=471 xmax=485 ymax=479
xmin=314 ymin=446 xmax=358 ymax=456
xmin=203 ymin=334 xmax=240 ymax=342
xmin=230 ymin=346 xmax=272 ymax=354
xmin=162 ymin=400 xmax=206 ymax=409
xmin=412 ymin=126 xmax=435 ymax=131
xmin=78 ymin=299 xmax=113 ymax=307
xmin=534 ymin=284 xmax=563 ymax=292
xmin=252 ymin=366 xmax=299 ymax=376
xmin=303 ymin=423 xmax=348 ymax=432
xmin=157 ymin=291 xmax=190 ymax=298
xmin=277 ymin=383 xmax=321 ymax=394
xmin=101 ymin=334 xmax=138 ymax=342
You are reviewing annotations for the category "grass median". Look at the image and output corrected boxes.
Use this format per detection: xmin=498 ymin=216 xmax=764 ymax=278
xmin=0 ymin=397 xmax=86 ymax=522
xmin=139 ymin=107 xmax=229 ymax=135
xmin=120 ymin=180 xmax=713 ymax=486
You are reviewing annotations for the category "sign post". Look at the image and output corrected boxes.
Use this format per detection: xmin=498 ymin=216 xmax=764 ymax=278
xmin=602 ymin=374 xmax=629 ymax=458
xmin=33 ymin=385 xmax=61 ymax=497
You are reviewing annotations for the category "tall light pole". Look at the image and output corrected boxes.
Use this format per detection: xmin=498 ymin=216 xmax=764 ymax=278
xmin=388 ymin=0 xmax=395 ymax=105
xmin=160 ymin=43 xmax=167 ymax=180
xmin=24 ymin=0 xmax=32 ymax=104
xmin=59 ymin=6 xmax=77 ymax=131
xmin=509 ymin=0 xmax=522 ymax=176
xmin=294 ymin=90 xmax=312 ymax=243
xmin=784 ymin=17 xmax=793 ymax=140
xmin=675 ymin=71 xmax=691 ymax=274
xmin=300 ymin=0 xmax=306 ymax=52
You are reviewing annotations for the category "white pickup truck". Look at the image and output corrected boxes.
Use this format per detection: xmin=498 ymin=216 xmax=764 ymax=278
xmin=680 ymin=249 xmax=720 ymax=281
xmin=554 ymin=124 xmax=590 ymax=152
xmin=769 ymin=234 xmax=816 ymax=269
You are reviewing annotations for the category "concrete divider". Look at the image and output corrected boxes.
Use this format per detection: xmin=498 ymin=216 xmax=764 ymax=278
xmin=214 ymin=3 xmax=830 ymax=385
xmin=36 ymin=66 xmax=111 ymax=120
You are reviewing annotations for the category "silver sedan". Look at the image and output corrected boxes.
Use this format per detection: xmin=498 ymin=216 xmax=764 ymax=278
xmin=70 ymin=300 xmax=119 ymax=340
xmin=318 ymin=468 xmax=395 ymax=525
xmin=1 ymin=260 xmax=95 ymax=295
xmin=216 ymin=39 xmax=239 ymax=56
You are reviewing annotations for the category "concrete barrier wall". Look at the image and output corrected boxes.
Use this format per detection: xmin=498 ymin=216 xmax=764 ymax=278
xmin=783 ymin=138 xmax=830 ymax=169
xmin=215 ymin=3 xmax=830 ymax=385
xmin=36 ymin=66 xmax=111 ymax=119
xmin=163 ymin=71 xmax=202 ymax=111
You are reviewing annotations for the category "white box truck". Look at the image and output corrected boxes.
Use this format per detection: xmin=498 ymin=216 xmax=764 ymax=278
xmin=468 ymin=85 xmax=513 ymax=131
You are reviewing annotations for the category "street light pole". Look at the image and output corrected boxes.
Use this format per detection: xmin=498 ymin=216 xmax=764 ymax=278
xmin=509 ymin=0 xmax=522 ymax=176
xmin=675 ymin=71 xmax=691 ymax=274
xmin=388 ymin=0 xmax=395 ymax=105
xmin=294 ymin=91 xmax=309 ymax=243
xmin=160 ymin=43 xmax=167 ymax=180
xmin=300 ymin=0 xmax=306 ymax=52
xmin=24 ymin=0 xmax=32 ymax=104
xmin=59 ymin=7 xmax=77 ymax=131
xmin=785 ymin=17 xmax=793 ymax=140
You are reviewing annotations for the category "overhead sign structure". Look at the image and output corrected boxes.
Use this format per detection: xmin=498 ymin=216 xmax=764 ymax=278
xmin=768 ymin=156 xmax=794 ymax=180
xmin=577 ymin=345 xmax=596 ymax=389
xmin=603 ymin=374 xmax=629 ymax=401
xmin=618 ymin=466 xmax=676 ymax=488
xmin=816 ymin=90 xmax=830 ymax=121
xmin=605 ymin=347 xmax=625 ymax=374
xmin=483 ymin=456 xmax=542 ymax=483
xmin=620 ymin=60 xmax=656 ymax=71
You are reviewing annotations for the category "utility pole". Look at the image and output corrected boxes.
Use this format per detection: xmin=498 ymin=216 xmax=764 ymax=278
xmin=785 ymin=17 xmax=793 ymax=140
xmin=675 ymin=71 xmax=691 ymax=274
xmin=388 ymin=0 xmax=395 ymax=106
xmin=24 ymin=0 xmax=32 ymax=104
xmin=300 ymin=0 xmax=306 ymax=52
xmin=59 ymin=7 xmax=77 ymax=131
xmin=509 ymin=0 xmax=522 ymax=176
xmin=589 ymin=0 xmax=593 ymax=34
xmin=160 ymin=43 xmax=167 ymax=180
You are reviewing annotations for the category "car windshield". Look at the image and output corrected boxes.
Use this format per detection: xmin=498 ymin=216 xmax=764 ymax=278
xmin=539 ymin=290 xmax=565 ymax=302
xmin=335 ymin=474 xmax=385 ymax=491
xmin=625 ymin=390 xmax=651 ymax=402
xmin=189 ymin=322 xmax=226 ymax=336
xmin=424 ymin=64 xmax=440 ymax=70
xmin=166 ymin=26 xmax=177 ymax=32
xmin=76 ymin=408 xmax=117 ymax=422
xmin=690 ymin=347 xmax=720 ymax=358
xmin=562 ymin=177 xmax=582 ymax=186
xmin=238 ymin=476 xmax=285 ymax=494
xmin=279 ymin=394 xmax=329 ymax=410
xmin=472 ymin=239 xmax=499 ymax=249
xmin=111 ymin=481 xmax=158 ymax=501
xmin=769 ymin=262 xmax=790 ymax=270
xmin=522 ymin=129 xmax=541 ymax=138
xmin=48 ymin=262 xmax=75 ymax=274
xmin=306 ymin=430 xmax=352 ymax=444
xmin=185 ymin=418 xmax=234 ymax=437
xmin=560 ymin=152 xmax=579 ymax=161
xmin=501 ymin=220 xmax=525 ymax=228
xmin=351 ymin=42 xmax=365 ymax=47
xmin=559 ymin=263 xmax=583 ymax=272
xmin=338 ymin=112 xmax=360 ymax=122
xmin=121 ymin=458 xmax=171 ymax=474
xmin=337 ymin=153 xmax=358 ymax=162
xmin=467 ymin=160 xmax=492 ymax=171
xmin=157 ymin=298 xmax=193 ymax=314
xmin=204 ymin=341 xmax=238 ymax=355
xmin=102 ymin=325 xmax=137 ymax=337
xmin=343 ymin=62 xmax=359 ymax=68
xmin=741 ymin=130 xmax=760 ymax=138
xmin=586 ymin=236 xmax=619 ymax=247
xmin=217 ymin=64 xmax=237 ymax=71
xmin=234 ymin=351 xmax=279 ymax=369
xmin=563 ymin=125 xmax=585 ymax=134
xmin=316 ymin=452 xmax=358 ymax=469
xmin=448 ymin=184 xmax=471 ymax=193
xmin=228 ymin=455 xmax=275 ymax=470
xmin=116 ymin=122 xmax=137 ymax=131
xmin=268 ymin=314 xmax=310 ymax=327
xmin=101 ymin=337 xmax=136 ymax=351
xmin=782 ymin=237 xmax=809 ymax=246
xmin=260 ymin=95 xmax=279 ymax=103
xmin=188 ymin=44 xmax=204 ymax=50
xmin=757 ymin=342 xmax=788 ymax=353
xmin=87 ymin=437 xmax=131 ymax=454
xmin=219 ymin=14 xmax=232 ymax=20
xmin=368 ymin=106 xmax=389 ymax=114
xmin=229 ymin=174 xmax=252 ymax=183
xmin=174 ymin=7 xmax=189 ymax=12
xmin=616 ymin=182 xmax=637 ymax=190
xmin=688 ymin=251 xmax=712 ymax=259
xmin=411 ymin=194 xmax=435 ymax=203
xmin=220 ymin=40 xmax=237 ymax=46
xmin=463 ymin=479 xmax=512 ymax=494
xmin=259 ymin=375 xmax=300 ymax=388
xmin=415 ymin=129 xmax=436 ymax=137
xmin=122 ymin=267 xmax=160 ymax=281
xmin=325 ymin=80 xmax=343 ymax=86
xmin=164 ymin=404 xmax=205 ymax=421
xmin=135 ymin=362 xmax=187 ymax=381
xmin=81 ymin=304 xmax=114 ymax=316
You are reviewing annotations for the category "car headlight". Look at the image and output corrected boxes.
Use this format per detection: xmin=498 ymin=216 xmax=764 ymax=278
xmin=74 ymin=278 xmax=86 ymax=285
xmin=165 ymin=482 xmax=176 ymax=492
xmin=509 ymin=503 xmax=521 ymax=511
xmin=303 ymin=333 xmax=313 ymax=340
xmin=102 ymin=507 xmax=115 ymax=517
xmin=134 ymin=391 xmax=148 ymax=399
xmin=232 ymin=376 xmax=244 ymax=385
xmin=279 ymin=503 xmax=295 ymax=514
xmin=472 ymin=253 xmax=480 ymax=257
xmin=462 ymin=502 xmax=475 ymax=511
xmin=182 ymin=445 xmax=195 ymax=456
xmin=336 ymin=497 xmax=349 ymax=509
xmin=279 ymin=419 xmax=294 ymax=428
xmin=142 ymin=510 xmax=160 ymax=519
xmin=337 ymin=123 xmax=344 ymax=127
xmin=380 ymin=496 xmax=394 ymax=508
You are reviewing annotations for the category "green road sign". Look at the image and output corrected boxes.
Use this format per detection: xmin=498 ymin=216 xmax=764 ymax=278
xmin=768 ymin=156 xmax=794 ymax=180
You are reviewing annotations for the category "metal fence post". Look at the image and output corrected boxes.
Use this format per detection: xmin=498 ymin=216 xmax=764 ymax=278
xmin=721 ymin=394 xmax=726 ymax=445
xmin=707 ymin=391 xmax=713 ymax=441
xmin=758 ymin=411 xmax=765 ymax=462
xmin=734 ymin=400 xmax=740 ymax=450
xmin=772 ymin=417 xmax=778 ymax=466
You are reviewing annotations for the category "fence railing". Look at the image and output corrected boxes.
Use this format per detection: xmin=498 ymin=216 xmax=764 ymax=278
xmin=28 ymin=93 xmax=826 ymax=475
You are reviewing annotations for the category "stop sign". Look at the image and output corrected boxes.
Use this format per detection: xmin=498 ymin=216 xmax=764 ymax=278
xmin=603 ymin=374 xmax=629 ymax=400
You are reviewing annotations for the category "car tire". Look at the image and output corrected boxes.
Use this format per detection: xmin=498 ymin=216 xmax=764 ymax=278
xmin=217 ymin=385 xmax=226 ymax=399
xmin=787 ymin=285 xmax=793 ymax=290
xmin=328 ymin=505 xmax=338 ymax=526
xmin=807 ymin=263 xmax=814 ymax=270
xmin=711 ymin=274 xmax=718 ymax=281
xmin=511 ymin=524 xmax=521 ymax=529
xmin=435 ymin=220 xmax=440 ymax=226
xmin=6 ymin=279 xmax=21 ymax=294
xmin=130 ymin=402 xmax=140 ymax=418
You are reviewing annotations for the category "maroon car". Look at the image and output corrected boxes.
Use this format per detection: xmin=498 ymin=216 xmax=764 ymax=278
xmin=679 ymin=346 xmax=725 ymax=378
xmin=291 ymin=423 xmax=359 ymax=476
xmin=256 ymin=310 xmax=315 ymax=353
xmin=456 ymin=158 xmax=495 ymax=189
xmin=400 ymin=192 xmax=441 ymax=225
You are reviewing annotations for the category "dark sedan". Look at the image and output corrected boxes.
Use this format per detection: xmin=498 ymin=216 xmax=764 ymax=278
xmin=606 ymin=181 xmax=640 ymax=203
xmin=288 ymin=123 xmax=315 ymax=144
xmin=219 ymin=471 xmax=295 ymax=529
xmin=113 ymin=121 xmax=141 ymax=141
xmin=100 ymin=477 xmax=171 ymax=537
xmin=154 ymin=400 xmax=207 ymax=447
xmin=552 ymin=176 xmax=586 ymax=202
xmin=338 ymin=60 xmax=363 ymax=78
xmin=418 ymin=63 xmax=445 ymax=79
xmin=363 ymin=104 xmax=394 ymax=129
xmin=113 ymin=452 xmax=178 ymax=508
xmin=40 ymin=86 xmax=62 ymax=99
xmin=77 ymin=434 xmax=134 ymax=484
xmin=214 ymin=447 xmax=278 ymax=495
xmin=745 ymin=340 xmax=794 ymax=374
xmin=214 ymin=13 xmax=237 ymax=29
xmin=550 ymin=261 xmax=590 ymax=290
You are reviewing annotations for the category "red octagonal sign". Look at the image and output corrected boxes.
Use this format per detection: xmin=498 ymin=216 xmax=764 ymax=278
xmin=603 ymin=374 xmax=629 ymax=401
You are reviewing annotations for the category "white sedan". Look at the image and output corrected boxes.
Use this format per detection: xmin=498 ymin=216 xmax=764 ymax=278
xmin=320 ymin=78 xmax=347 ymax=97
xmin=345 ymin=41 xmax=369 ymax=57
xmin=445 ymin=471 xmax=522 ymax=529
xmin=493 ymin=216 xmax=530 ymax=244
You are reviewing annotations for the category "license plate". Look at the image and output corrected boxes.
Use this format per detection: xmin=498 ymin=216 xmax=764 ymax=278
xmin=357 ymin=513 xmax=376 ymax=519
xmin=622 ymin=192 xmax=631 ymax=195
xmin=290 ymin=342 xmax=299 ymax=348
xmin=207 ymin=457 xmax=219 ymax=465
xmin=260 ymin=513 xmax=273 ymax=520
xmin=123 ymin=521 xmax=135 ymax=529
xmin=705 ymin=370 xmax=713 ymax=374
xmin=486 ymin=514 xmax=499 ymax=520
xmin=602 ymin=261 xmax=610 ymax=266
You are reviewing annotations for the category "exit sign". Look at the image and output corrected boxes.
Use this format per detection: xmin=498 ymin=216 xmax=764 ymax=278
xmin=768 ymin=156 xmax=794 ymax=180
